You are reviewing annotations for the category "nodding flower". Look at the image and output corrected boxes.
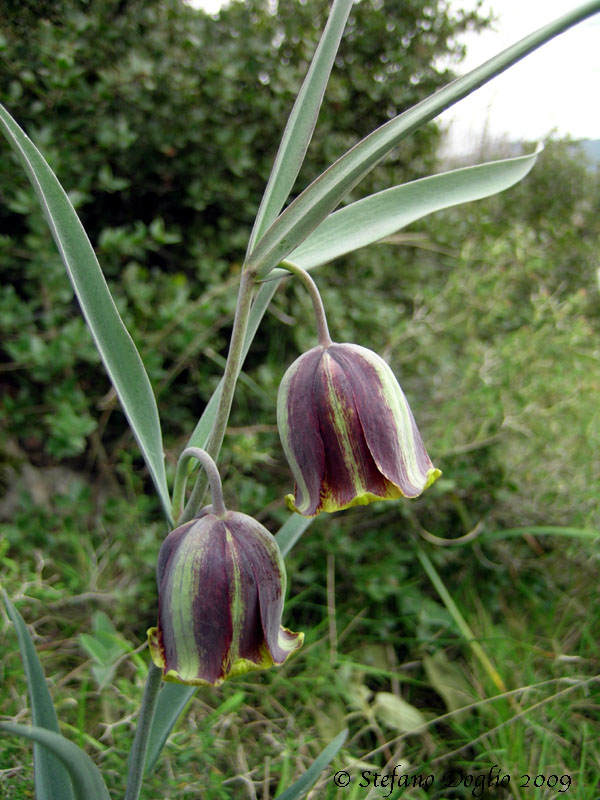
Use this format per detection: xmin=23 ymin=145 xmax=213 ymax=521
xmin=149 ymin=449 xmax=303 ymax=685
xmin=277 ymin=341 xmax=441 ymax=516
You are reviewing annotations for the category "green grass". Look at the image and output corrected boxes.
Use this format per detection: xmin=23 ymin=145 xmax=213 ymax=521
xmin=1 ymin=484 xmax=598 ymax=798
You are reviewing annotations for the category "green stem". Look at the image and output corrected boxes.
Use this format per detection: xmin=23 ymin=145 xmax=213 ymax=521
xmin=415 ymin=544 xmax=507 ymax=694
xmin=124 ymin=662 xmax=163 ymax=800
xmin=172 ymin=447 xmax=227 ymax=520
xmin=280 ymin=261 xmax=332 ymax=347
xmin=179 ymin=269 xmax=256 ymax=523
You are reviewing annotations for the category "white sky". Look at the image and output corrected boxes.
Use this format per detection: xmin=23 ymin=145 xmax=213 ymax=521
xmin=187 ymin=0 xmax=600 ymax=153
xmin=441 ymin=0 xmax=600 ymax=154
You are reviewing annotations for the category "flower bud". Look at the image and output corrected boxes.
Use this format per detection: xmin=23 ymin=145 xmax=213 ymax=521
xmin=277 ymin=342 xmax=440 ymax=516
xmin=148 ymin=507 xmax=303 ymax=685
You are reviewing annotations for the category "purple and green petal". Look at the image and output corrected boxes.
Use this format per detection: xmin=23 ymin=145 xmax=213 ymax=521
xmin=148 ymin=511 xmax=303 ymax=686
xmin=226 ymin=512 xmax=303 ymax=664
xmin=329 ymin=344 xmax=441 ymax=498
xmin=277 ymin=346 xmax=326 ymax=515
xmin=277 ymin=342 xmax=440 ymax=516
xmin=316 ymin=349 xmax=393 ymax=512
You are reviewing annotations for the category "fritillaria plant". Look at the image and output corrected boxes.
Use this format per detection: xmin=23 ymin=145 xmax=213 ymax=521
xmin=1 ymin=1 xmax=598 ymax=798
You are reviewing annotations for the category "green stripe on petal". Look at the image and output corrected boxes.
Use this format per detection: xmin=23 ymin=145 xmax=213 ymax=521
xmin=321 ymin=351 xmax=368 ymax=499
xmin=225 ymin=529 xmax=243 ymax=669
xmin=164 ymin=527 xmax=206 ymax=682
xmin=332 ymin=344 xmax=441 ymax=498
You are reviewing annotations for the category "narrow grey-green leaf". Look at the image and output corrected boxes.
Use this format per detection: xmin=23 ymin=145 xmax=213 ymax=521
xmin=274 ymin=728 xmax=348 ymax=800
xmin=2 ymin=592 xmax=74 ymax=800
xmin=247 ymin=1 xmax=600 ymax=279
xmin=282 ymin=146 xmax=541 ymax=271
xmin=248 ymin=0 xmax=353 ymax=253
xmin=144 ymin=683 xmax=197 ymax=775
xmin=0 ymin=723 xmax=111 ymax=800
xmin=144 ymin=687 xmax=246 ymax=776
xmin=0 ymin=105 xmax=171 ymax=523
xmin=276 ymin=514 xmax=315 ymax=559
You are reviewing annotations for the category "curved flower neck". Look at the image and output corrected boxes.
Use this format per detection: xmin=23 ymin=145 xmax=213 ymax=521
xmin=174 ymin=447 xmax=227 ymax=520
xmin=280 ymin=261 xmax=332 ymax=347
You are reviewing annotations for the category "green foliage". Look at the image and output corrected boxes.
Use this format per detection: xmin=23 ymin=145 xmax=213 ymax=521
xmin=0 ymin=722 xmax=110 ymax=800
xmin=415 ymin=141 xmax=600 ymax=529
xmin=79 ymin=611 xmax=142 ymax=691
xmin=0 ymin=0 xmax=484 ymax=473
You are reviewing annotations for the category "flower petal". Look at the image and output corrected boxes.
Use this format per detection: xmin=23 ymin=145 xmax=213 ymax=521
xmin=316 ymin=349 xmax=392 ymax=513
xmin=330 ymin=344 xmax=440 ymax=497
xmin=226 ymin=512 xmax=304 ymax=664
xmin=277 ymin=345 xmax=326 ymax=515
xmin=156 ymin=517 xmax=234 ymax=684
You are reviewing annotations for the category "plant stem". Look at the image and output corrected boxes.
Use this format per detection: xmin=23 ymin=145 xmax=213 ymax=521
xmin=172 ymin=447 xmax=227 ymax=520
xmin=280 ymin=260 xmax=332 ymax=347
xmin=180 ymin=269 xmax=256 ymax=523
xmin=124 ymin=661 xmax=163 ymax=800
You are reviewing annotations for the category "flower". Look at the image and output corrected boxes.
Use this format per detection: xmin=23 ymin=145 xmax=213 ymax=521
xmin=148 ymin=507 xmax=303 ymax=685
xmin=277 ymin=342 xmax=441 ymax=516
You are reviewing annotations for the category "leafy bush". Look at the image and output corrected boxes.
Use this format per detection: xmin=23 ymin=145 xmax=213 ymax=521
xmin=0 ymin=0 xmax=484 ymax=469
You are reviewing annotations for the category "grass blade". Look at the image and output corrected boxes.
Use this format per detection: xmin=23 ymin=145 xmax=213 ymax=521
xmin=2 ymin=592 xmax=74 ymax=800
xmin=415 ymin=545 xmax=507 ymax=694
xmin=282 ymin=147 xmax=541 ymax=271
xmin=247 ymin=1 xmax=600 ymax=278
xmin=482 ymin=525 xmax=600 ymax=542
xmin=274 ymin=728 xmax=348 ymax=800
xmin=0 ymin=104 xmax=171 ymax=523
xmin=248 ymin=0 xmax=354 ymax=253
xmin=0 ymin=722 xmax=111 ymax=800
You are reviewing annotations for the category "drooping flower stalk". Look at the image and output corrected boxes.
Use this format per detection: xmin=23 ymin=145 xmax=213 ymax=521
xmin=173 ymin=447 xmax=227 ymax=521
xmin=280 ymin=260 xmax=332 ymax=347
